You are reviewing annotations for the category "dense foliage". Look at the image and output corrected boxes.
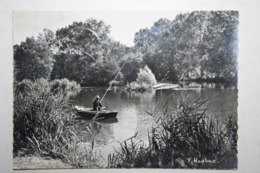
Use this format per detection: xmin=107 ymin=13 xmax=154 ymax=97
xmin=13 ymin=79 xmax=79 ymax=152
xmin=135 ymin=11 xmax=238 ymax=83
xmin=108 ymin=99 xmax=237 ymax=168
xmin=136 ymin=66 xmax=157 ymax=86
xmin=14 ymin=20 xmax=127 ymax=86
xmin=13 ymin=79 xmax=101 ymax=167
xmin=14 ymin=12 xmax=238 ymax=86
xmin=126 ymin=66 xmax=157 ymax=91
xmin=14 ymin=29 xmax=55 ymax=81
xmin=51 ymin=20 xmax=126 ymax=86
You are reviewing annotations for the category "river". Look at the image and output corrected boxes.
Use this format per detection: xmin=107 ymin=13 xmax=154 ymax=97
xmin=69 ymin=85 xmax=237 ymax=163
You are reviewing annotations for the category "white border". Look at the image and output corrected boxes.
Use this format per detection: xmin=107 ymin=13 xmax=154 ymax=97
xmin=1 ymin=0 xmax=260 ymax=172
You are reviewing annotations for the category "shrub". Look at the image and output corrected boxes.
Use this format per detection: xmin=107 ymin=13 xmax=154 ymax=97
xmin=13 ymin=79 xmax=99 ymax=167
xmin=126 ymin=66 xmax=157 ymax=91
xmin=50 ymin=78 xmax=81 ymax=95
xmin=136 ymin=66 xmax=157 ymax=86
xmin=126 ymin=82 xmax=149 ymax=92
xmin=14 ymin=79 xmax=72 ymax=153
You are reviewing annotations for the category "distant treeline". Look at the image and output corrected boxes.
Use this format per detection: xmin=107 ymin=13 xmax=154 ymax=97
xmin=14 ymin=11 xmax=238 ymax=86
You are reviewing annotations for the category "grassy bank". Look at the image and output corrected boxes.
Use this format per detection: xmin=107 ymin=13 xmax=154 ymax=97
xmin=13 ymin=78 xmax=103 ymax=168
xmin=107 ymin=98 xmax=237 ymax=169
xmin=13 ymin=156 xmax=73 ymax=170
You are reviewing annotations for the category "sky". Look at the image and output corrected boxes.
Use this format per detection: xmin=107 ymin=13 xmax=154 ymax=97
xmin=13 ymin=11 xmax=180 ymax=46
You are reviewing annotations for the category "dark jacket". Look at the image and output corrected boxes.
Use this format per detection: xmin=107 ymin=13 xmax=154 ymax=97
xmin=93 ymin=99 xmax=102 ymax=111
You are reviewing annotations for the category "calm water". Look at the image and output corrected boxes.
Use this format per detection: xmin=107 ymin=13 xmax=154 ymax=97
xmin=69 ymin=86 xmax=237 ymax=159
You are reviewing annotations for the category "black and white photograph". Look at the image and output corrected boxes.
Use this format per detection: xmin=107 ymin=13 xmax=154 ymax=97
xmin=12 ymin=10 xmax=239 ymax=170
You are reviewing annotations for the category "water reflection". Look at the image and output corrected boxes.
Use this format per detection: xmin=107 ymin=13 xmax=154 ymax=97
xmin=74 ymin=118 xmax=118 ymax=146
xmin=70 ymin=86 xmax=237 ymax=157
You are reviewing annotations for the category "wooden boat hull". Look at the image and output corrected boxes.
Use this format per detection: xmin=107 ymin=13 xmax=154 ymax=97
xmin=73 ymin=106 xmax=118 ymax=119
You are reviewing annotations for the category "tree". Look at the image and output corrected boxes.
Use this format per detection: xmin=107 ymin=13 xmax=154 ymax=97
xmin=134 ymin=18 xmax=171 ymax=54
xmin=51 ymin=19 xmax=127 ymax=86
xmin=205 ymin=11 xmax=238 ymax=83
xmin=121 ymin=50 xmax=144 ymax=83
xmin=134 ymin=11 xmax=238 ymax=83
xmin=14 ymin=29 xmax=55 ymax=81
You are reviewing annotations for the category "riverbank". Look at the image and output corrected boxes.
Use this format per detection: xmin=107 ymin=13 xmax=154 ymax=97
xmin=13 ymin=156 xmax=73 ymax=170
xmin=107 ymin=99 xmax=238 ymax=169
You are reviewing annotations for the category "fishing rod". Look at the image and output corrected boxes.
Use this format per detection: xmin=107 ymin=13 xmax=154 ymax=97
xmin=100 ymin=59 xmax=129 ymax=102
xmin=90 ymin=59 xmax=129 ymax=121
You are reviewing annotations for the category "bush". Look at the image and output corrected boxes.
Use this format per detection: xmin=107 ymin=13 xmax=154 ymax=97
xmin=126 ymin=66 xmax=157 ymax=91
xmin=126 ymin=82 xmax=149 ymax=92
xmin=108 ymin=99 xmax=237 ymax=169
xmin=13 ymin=79 xmax=99 ymax=167
xmin=136 ymin=66 xmax=157 ymax=86
xmin=50 ymin=78 xmax=81 ymax=95
xmin=14 ymin=79 xmax=72 ymax=153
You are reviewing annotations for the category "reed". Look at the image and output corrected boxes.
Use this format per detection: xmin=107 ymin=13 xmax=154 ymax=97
xmin=108 ymin=98 xmax=237 ymax=169
xmin=13 ymin=79 xmax=100 ymax=168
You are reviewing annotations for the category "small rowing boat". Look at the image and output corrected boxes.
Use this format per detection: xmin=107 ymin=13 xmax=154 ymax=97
xmin=73 ymin=105 xmax=118 ymax=119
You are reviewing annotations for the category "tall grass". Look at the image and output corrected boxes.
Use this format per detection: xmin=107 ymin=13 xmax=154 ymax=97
xmin=13 ymin=79 xmax=102 ymax=168
xmin=108 ymin=98 xmax=237 ymax=169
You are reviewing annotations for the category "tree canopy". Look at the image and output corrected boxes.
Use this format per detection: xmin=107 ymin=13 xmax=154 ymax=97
xmin=135 ymin=11 xmax=238 ymax=83
xmin=14 ymin=11 xmax=238 ymax=86
xmin=14 ymin=29 xmax=55 ymax=81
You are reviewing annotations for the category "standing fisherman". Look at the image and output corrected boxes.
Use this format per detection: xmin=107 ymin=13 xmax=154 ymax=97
xmin=93 ymin=95 xmax=103 ymax=111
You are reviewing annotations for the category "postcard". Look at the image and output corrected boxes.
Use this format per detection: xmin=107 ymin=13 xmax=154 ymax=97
xmin=12 ymin=10 xmax=238 ymax=170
